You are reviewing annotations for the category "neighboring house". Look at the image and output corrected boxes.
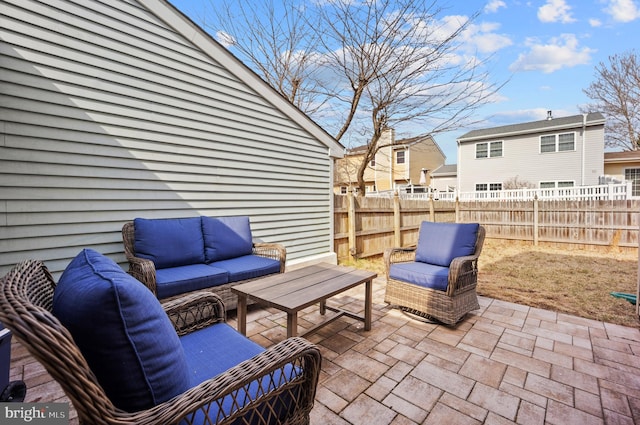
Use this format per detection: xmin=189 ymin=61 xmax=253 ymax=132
xmin=0 ymin=0 xmax=344 ymax=278
xmin=429 ymin=164 xmax=457 ymax=192
xmin=334 ymin=128 xmax=446 ymax=194
xmin=456 ymin=112 xmax=605 ymax=193
xmin=604 ymin=151 xmax=640 ymax=196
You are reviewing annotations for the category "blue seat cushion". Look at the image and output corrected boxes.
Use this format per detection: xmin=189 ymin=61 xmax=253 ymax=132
xmin=211 ymin=255 xmax=281 ymax=282
xmin=202 ymin=216 xmax=253 ymax=262
xmin=180 ymin=323 xmax=301 ymax=424
xmin=389 ymin=262 xmax=450 ymax=291
xmin=52 ymin=249 xmax=190 ymax=412
xmin=415 ymin=222 xmax=479 ymax=267
xmin=134 ymin=217 xmax=205 ymax=269
xmin=155 ymin=264 xmax=229 ymax=299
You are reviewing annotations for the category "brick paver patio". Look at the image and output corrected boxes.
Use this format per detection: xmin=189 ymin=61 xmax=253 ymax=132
xmin=8 ymin=276 xmax=640 ymax=424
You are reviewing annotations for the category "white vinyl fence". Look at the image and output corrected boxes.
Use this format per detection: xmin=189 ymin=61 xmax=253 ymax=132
xmin=369 ymin=182 xmax=636 ymax=202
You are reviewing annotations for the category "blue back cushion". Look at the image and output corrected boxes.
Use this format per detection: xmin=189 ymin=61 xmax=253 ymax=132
xmin=202 ymin=216 xmax=253 ymax=262
xmin=52 ymin=249 xmax=190 ymax=412
xmin=415 ymin=222 xmax=479 ymax=267
xmin=134 ymin=217 xmax=205 ymax=269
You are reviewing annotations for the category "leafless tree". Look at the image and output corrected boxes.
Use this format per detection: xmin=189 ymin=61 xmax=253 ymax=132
xmin=581 ymin=50 xmax=640 ymax=151
xmin=503 ymin=176 xmax=535 ymax=190
xmin=198 ymin=0 xmax=502 ymax=194
xmin=199 ymin=0 xmax=326 ymax=114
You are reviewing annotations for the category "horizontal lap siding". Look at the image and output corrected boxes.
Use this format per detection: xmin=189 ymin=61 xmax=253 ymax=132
xmin=0 ymin=0 xmax=333 ymax=277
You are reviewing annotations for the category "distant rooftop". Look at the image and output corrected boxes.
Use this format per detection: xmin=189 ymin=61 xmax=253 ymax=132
xmin=458 ymin=112 xmax=605 ymax=142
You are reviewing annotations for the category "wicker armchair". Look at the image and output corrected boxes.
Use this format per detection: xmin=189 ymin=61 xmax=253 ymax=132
xmin=384 ymin=222 xmax=485 ymax=325
xmin=122 ymin=220 xmax=286 ymax=309
xmin=0 ymin=259 xmax=321 ymax=425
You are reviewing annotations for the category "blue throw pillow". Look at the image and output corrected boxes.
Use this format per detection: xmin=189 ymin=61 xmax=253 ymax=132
xmin=52 ymin=249 xmax=190 ymax=412
xmin=202 ymin=216 xmax=253 ymax=262
xmin=134 ymin=217 xmax=205 ymax=269
xmin=415 ymin=222 xmax=479 ymax=267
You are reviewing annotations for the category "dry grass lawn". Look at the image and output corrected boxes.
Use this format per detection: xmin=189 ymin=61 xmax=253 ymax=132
xmin=340 ymin=238 xmax=639 ymax=328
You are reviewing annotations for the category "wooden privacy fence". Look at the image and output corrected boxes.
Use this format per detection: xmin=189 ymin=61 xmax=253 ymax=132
xmin=334 ymin=193 xmax=640 ymax=259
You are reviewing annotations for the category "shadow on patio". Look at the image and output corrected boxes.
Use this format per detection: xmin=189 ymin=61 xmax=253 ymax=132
xmin=9 ymin=276 xmax=640 ymax=424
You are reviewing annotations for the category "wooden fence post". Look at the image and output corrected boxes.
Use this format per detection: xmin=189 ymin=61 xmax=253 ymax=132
xmin=429 ymin=193 xmax=435 ymax=221
xmin=533 ymin=195 xmax=539 ymax=246
xmin=455 ymin=196 xmax=460 ymax=223
xmin=347 ymin=189 xmax=356 ymax=257
xmin=394 ymin=191 xmax=401 ymax=246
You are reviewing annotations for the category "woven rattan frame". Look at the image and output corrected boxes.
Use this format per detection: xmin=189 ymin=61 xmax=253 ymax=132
xmin=384 ymin=225 xmax=486 ymax=326
xmin=0 ymin=260 xmax=321 ymax=425
xmin=122 ymin=220 xmax=287 ymax=310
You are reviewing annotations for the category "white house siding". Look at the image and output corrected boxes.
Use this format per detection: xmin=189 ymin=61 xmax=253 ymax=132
xmin=457 ymin=117 xmax=604 ymax=193
xmin=0 ymin=0 xmax=343 ymax=277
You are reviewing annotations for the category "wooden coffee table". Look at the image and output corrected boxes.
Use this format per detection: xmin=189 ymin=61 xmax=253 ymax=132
xmin=231 ymin=263 xmax=377 ymax=338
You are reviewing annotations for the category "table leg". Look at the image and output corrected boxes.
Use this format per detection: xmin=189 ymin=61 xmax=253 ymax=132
xmin=287 ymin=312 xmax=298 ymax=338
xmin=364 ymin=279 xmax=372 ymax=331
xmin=237 ymin=294 xmax=247 ymax=336
xmin=320 ymin=300 xmax=326 ymax=315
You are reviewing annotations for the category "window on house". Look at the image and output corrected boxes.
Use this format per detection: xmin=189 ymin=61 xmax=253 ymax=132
xmin=476 ymin=141 xmax=502 ymax=158
xmin=540 ymin=132 xmax=575 ymax=153
xmin=396 ymin=150 xmax=405 ymax=164
xmin=490 ymin=141 xmax=503 ymax=158
xmin=540 ymin=136 xmax=556 ymax=153
xmin=540 ymin=181 xmax=574 ymax=188
xmin=625 ymin=168 xmax=640 ymax=196
xmin=476 ymin=143 xmax=488 ymax=159
xmin=370 ymin=158 xmax=375 ymax=167
xmin=475 ymin=183 xmax=502 ymax=191
xmin=558 ymin=133 xmax=575 ymax=151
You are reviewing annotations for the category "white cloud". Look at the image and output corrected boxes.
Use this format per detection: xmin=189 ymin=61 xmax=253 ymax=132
xmin=604 ymin=0 xmax=640 ymax=22
xmin=442 ymin=16 xmax=513 ymax=54
xmin=215 ymin=31 xmax=236 ymax=48
xmin=538 ymin=0 xmax=577 ymax=23
xmin=484 ymin=0 xmax=506 ymax=13
xmin=509 ymin=34 xmax=595 ymax=73
xmin=589 ymin=18 xmax=602 ymax=27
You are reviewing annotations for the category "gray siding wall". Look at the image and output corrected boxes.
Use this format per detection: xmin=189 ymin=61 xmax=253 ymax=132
xmin=458 ymin=125 xmax=604 ymax=192
xmin=0 ymin=0 xmax=337 ymax=277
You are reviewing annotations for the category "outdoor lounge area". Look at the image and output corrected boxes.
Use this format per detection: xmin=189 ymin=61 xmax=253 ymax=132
xmin=8 ymin=273 xmax=640 ymax=424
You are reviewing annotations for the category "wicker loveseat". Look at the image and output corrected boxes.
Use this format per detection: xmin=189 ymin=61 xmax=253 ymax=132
xmin=384 ymin=221 xmax=485 ymax=325
xmin=122 ymin=216 xmax=286 ymax=309
xmin=0 ymin=250 xmax=321 ymax=425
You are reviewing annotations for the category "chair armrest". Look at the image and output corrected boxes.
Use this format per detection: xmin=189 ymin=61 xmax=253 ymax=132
xmin=126 ymin=337 xmax=322 ymax=425
xmin=253 ymin=242 xmax=287 ymax=273
xmin=126 ymin=256 xmax=158 ymax=295
xmin=383 ymin=247 xmax=417 ymax=279
xmin=163 ymin=292 xmax=226 ymax=336
xmin=447 ymin=254 xmax=481 ymax=296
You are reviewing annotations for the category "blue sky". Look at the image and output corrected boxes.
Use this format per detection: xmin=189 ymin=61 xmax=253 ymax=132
xmin=169 ymin=0 xmax=640 ymax=164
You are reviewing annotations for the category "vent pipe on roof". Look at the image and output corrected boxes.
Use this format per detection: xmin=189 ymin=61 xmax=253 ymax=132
xmin=547 ymin=110 xmax=553 ymax=120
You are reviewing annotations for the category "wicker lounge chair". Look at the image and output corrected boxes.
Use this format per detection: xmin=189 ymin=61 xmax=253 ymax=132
xmin=0 ymin=256 xmax=321 ymax=425
xmin=384 ymin=221 xmax=485 ymax=325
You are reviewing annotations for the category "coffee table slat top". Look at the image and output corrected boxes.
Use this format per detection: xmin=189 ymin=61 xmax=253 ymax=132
xmin=231 ymin=263 xmax=376 ymax=313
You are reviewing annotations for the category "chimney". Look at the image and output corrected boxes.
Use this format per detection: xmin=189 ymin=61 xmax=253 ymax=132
xmin=547 ymin=110 xmax=553 ymax=120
